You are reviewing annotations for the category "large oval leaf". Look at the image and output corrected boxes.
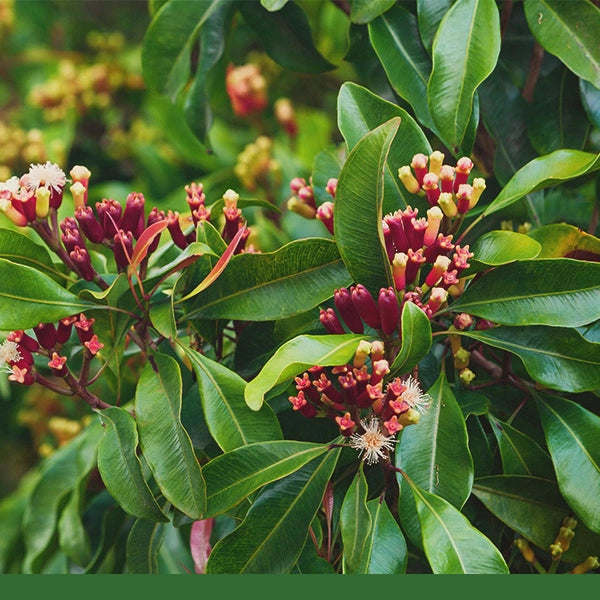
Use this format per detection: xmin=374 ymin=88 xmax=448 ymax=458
xmin=404 ymin=477 xmax=509 ymax=574
xmin=340 ymin=467 xmax=372 ymax=574
xmin=350 ymin=0 xmax=395 ymax=24
xmin=453 ymin=325 xmax=600 ymax=393
xmin=536 ymin=394 xmax=600 ymax=534
xmin=448 ymin=259 xmax=600 ymax=327
xmin=181 ymin=344 xmax=282 ymax=449
xmin=337 ymin=82 xmax=431 ymax=211
xmin=528 ymin=223 xmax=600 ymax=261
xmin=238 ymin=2 xmax=335 ymax=73
xmin=473 ymin=475 xmax=600 ymax=563
xmin=206 ymin=448 xmax=340 ymax=574
xmin=96 ymin=406 xmax=168 ymax=523
xmin=524 ymin=0 xmax=600 ymax=89
xmin=142 ymin=0 xmax=222 ymax=98
xmin=0 ymin=258 xmax=94 ymax=330
xmin=482 ymin=149 xmax=600 ymax=216
xmin=180 ymin=238 xmax=352 ymax=321
xmin=388 ymin=301 xmax=432 ymax=379
xmin=368 ymin=6 xmax=434 ymax=129
xmin=125 ymin=519 xmax=166 ymax=574
xmin=397 ymin=371 xmax=474 ymax=509
xmin=203 ymin=441 xmax=328 ymax=518
xmin=244 ymin=334 xmax=367 ymax=411
xmin=487 ymin=414 xmax=554 ymax=478
xmin=416 ymin=0 xmax=451 ymax=51
xmin=335 ymin=117 xmax=399 ymax=296
xmin=427 ymin=0 xmax=500 ymax=151
xmin=135 ymin=353 xmax=206 ymax=519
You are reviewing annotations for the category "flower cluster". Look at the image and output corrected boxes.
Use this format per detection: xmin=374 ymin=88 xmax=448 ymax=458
xmin=1 ymin=313 xmax=102 ymax=387
xmin=286 ymin=176 xmax=337 ymax=232
xmin=234 ymin=136 xmax=282 ymax=192
xmin=225 ymin=63 xmax=268 ymax=118
xmin=288 ymin=340 xmax=430 ymax=464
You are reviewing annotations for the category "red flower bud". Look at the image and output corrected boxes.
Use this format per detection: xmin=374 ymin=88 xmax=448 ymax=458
xmin=334 ymin=287 xmax=364 ymax=334
xmin=351 ymin=284 xmax=381 ymax=329
xmin=378 ymin=287 xmax=400 ymax=335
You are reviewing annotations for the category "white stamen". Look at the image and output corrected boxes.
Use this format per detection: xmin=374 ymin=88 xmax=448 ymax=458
xmin=349 ymin=417 xmax=397 ymax=465
xmin=21 ymin=162 xmax=66 ymax=194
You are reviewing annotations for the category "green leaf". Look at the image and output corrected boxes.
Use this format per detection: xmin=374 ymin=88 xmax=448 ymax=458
xmin=142 ymin=0 xmax=222 ymax=98
xmin=57 ymin=477 xmax=91 ymax=566
xmin=0 ymin=258 xmax=94 ymax=330
xmin=96 ymin=407 xmax=168 ymax=523
xmin=482 ymin=149 xmax=600 ymax=216
xmin=244 ymin=334 xmax=367 ymax=411
xmin=464 ymin=231 xmax=541 ymax=275
xmin=22 ymin=422 xmax=102 ymax=573
xmin=180 ymin=238 xmax=352 ymax=321
xmin=337 ymin=82 xmax=432 ymax=211
xmin=416 ymin=0 xmax=451 ymax=51
xmin=203 ymin=441 xmax=329 ymax=518
xmin=528 ymin=223 xmax=600 ymax=261
xmin=335 ymin=117 xmax=399 ymax=296
xmin=261 ymin=0 xmax=288 ymax=10
xmin=487 ymin=414 xmax=554 ymax=478
xmin=536 ymin=394 xmax=600 ymax=534
xmin=427 ymin=0 xmax=500 ymax=151
xmin=181 ymin=344 xmax=282 ymax=450
xmin=350 ymin=0 xmax=395 ymax=24
xmin=452 ymin=325 xmax=600 ymax=393
xmin=362 ymin=498 xmax=407 ymax=574
xmin=404 ymin=477 xmax=509 ymax=574
xmin=206 ymin=448 xmax=340 ymax=574
xmin=447 ymin=259 xmax=600 ymax=327
xmin=473 ymin=475 xmax=600 ymax=563
xmin=238 ymin=2 xmax=335 ymax=73
xmin=340 ymin=466 xmax=372 ymax=573
xmin=580 ymin=78 xmax=600 ymax=129
xmin=0 ymin=228 xmax=64 ymax=282
xmin=149 ymin=297 xmax=177 ymax=342
xmin=528 ymin=66 xmax=590 ymax=155
xmin=368 ymin=6 xmax=435 ymax=129
xmin=524 ymin=0 xmax=600 ymax=89
xmin=135 ymin=354 xmax=206 ymax=519
xmin=126 ymin=519 xmax=166 ymax=574
xmin=397 ymin=371 xmax=474 ymax=509
xmin=388 ymin=301 xmax=432 ymax=379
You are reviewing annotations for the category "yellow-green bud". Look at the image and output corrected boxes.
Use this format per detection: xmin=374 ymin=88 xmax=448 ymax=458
xmin=459 ymin=368 xmax=476 ymax=385
xmin=35 ymin=186 xmax=50 ymax=218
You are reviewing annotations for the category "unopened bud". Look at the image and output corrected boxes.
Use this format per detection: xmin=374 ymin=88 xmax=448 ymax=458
xmin=35 ymin=186 xmax=50 ymax=218
xmin=570 ymin=556 xmax=599 ymax=575
xmin=410 ymin=153 xmax=428 ymax=185
xmin=398 ymin=165 xmax=421 ymax=195
xmin=353 ymin=340 xmax=372 ymax=369
xmin=453 ymin=347 xmax=471 ymax=370
xmin=70 ymin=182 xmax=87 ymax=212
xmin=438 ymin=192 xmax=457 ymax=218
xmin=470 ymin=178 xmax=486 ymax=209
xmin=428 ymin=151 xmax=445 ymax=176
xmin=288 ymin=197 xmax=316 ymax=219
xmin=459 ymin=368 xmax=476 ymax=385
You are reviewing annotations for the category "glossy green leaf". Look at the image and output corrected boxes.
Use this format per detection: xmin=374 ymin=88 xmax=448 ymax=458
xmin=455 ymin=389 xmax=490 ymax=417
xmin=453 ymin=325 xmax=600 ymax=393
xmin=487 ymin=414 xmax=554 ymax=478
xmin=135 ymin=353 xmax=206 ymax=519
xmin=261 ymin=0 xmax=288 ymax=10
xmin=126 ymin=519 xmax=166 ymax=574
xmin=580 ymin=78 xmax=600 ymax=129
xmin=536 ymin=394 xmax=600 ymax=534
xmin=22 ymin=422 xmax=102 ymax=573
xmin=142 ymin=0 xmax=221 ymax=97
xmin=238 ymin=2 xmax=335 ymax=73
xmin=181 ymin=344 xmax=282 ymax=450
xmin=337 ymin=82 xmax=431 ymax=210
xmin=0 ymin=258 xmax=94 ymax=330
xmin=368 ymin=6 xmax=435 ymax=129
xmin=57 ymin=477 xmax=91 ymax=566
xmin=524 ymin=0 xmax=600 ymax=88
xmin=0 ymin=228 xmax=64 ymax=282
xmin=447 ymin=259 xmax=600 ymax=327
xmin=180 ymin=238 xmax=351 ymax=321
xmin=428 ymin=0 xmax=500 ymax=151
xmin=528 ymin=223 xmax=600 ymax=261
xmin=464 ymin=231 xmax=541 ymax=274
xmin=96 ymin=407 xmax=168 ymax=523
xmin=362 ymin=498 xmax=407 ymax=574
xmin=528 ymin=66 xmax=590 ymax=155
xmin=149 ymin=298 xmax=177 ymax=342
xmin=388 ymin=301 xmax=433 ymax=379
xmin=417 ymin=0 xmax=451 ymax=51
xmin=397 ymin=371 xmax=474 ymax=509
xmin=482 ymin=149 xmax=600 ymax=216
xmin=244 ymin=334 xmax=367 ymax=411
xmin=473 ymin=475 xmax=600 ymax=563
xmin=405 ymin=477 xmax=509 ymax=574
xmin=203 ymin=441 xmax=329 ymax=518
xmin=335 ymin=118 xmax=399 ymax=296
xmin=206 ymin=448 xmax=340 ymax=574
xmin=350 ymin=0 xmax=395 ymax=24
xmin=340 ymin=466 xmax=372 ymax=573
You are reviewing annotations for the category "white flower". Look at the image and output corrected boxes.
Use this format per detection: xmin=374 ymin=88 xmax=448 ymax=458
xmin=349 ymin=417 xmax=397 ymax=465
xmin=400 ymin=375 xmax=430 ymax=414
xmin=0 ymin=176 xmax=21 ymax=195
xmin=0 ymin=340 xmax=21 ymax=372
xmin=21 ymin=162 xmax=66 ymax=194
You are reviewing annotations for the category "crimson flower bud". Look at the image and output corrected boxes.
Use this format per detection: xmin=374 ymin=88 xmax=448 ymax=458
xmin=351 ymin=285 xmax=381 ymax=329
xmin=456 ymin=184 xmax=473 ymax=214
xmin=289 ymin=177 xmax=306 ymax=195
xmin=56 ymin=316 xmax=78 ymax=343
xmin=74 ymin=314 xmax=95 ymax=343
xmin=334 ymin=287 xmax=364 ymax=334
xmin=410 ymin=153 xmax=428 ymax=186
xmin=298 ymin=185 xmax=316 ymax=209
xmin=319 ymin=308 xmax=345 ymax=335
xmin=439 ymin=165 xmax=455 ymax=194
xmin=316 ymin=201 xmax=334 ymax=235
xmin=384 ymin=212 xmax=409 ymax=254
xmin=96 ymin=198 xmax=122 ymax=237
xmin=75 ymin=206 xmax=104 ymax=243
xmin=34 ymin=322 xmax=57 ymax=350
xmin=335 ymin=412 xmax=356 ymax=436
xmin=392 ymin=252 xmax=408 ymax=292
xmin=408 ymin=216 xmax=428 ymax=250
xmin=113 ymin=230 xmax=133 ymax=269
xmin=325 ymin=178 xmax=338 ymax=199
xmin=453 ymin=156 xmax=473 ymax=193
xmin=423 ymin=233 xmax=455 ymax=263
xmin=7 ymin=330 xmax=39 ymax=353
xmin=48 ymin=351 xmax=67 ymax=377
xmin=378 ymin=287 xmax=400 ymax=335
xmin=424 ymin=255 xmax=451 ymax=288
xmin=147 ymin=207 xmax=166 ymax=254
xmin=122 ymin=192 xmax=146 ymax=239
xmin=405 ymin=248 xmax=426 ymax=285
xmin=70 ymin=246 xmax=96 ymax=281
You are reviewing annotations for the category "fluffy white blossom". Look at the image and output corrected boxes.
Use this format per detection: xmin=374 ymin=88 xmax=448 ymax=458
xmin=349 ymin=417 xmax=397 ymax=465
xmin=21 ymin=162 xmax=66 ymax=194
xmin=0 ymin=340 xmax=21 ymax=372
xmin=400 ymin=375 xmax=430 ymax=414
